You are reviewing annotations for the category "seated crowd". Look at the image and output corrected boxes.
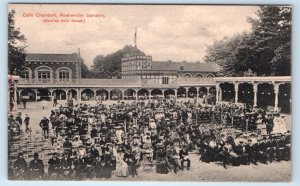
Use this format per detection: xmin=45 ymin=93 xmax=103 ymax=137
xmin=8 ymin=98 xmax=291 ymax=180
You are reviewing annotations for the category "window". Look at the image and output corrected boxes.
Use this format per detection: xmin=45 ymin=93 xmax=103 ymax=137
xmin=38 ymin=71 xmax=51 ymax=83
xmin=22 ymin=69 xmax=30 ymax=79
xmin=180 ymin=66 xmax=184 ymax=70
xmin=162 ymin=77 xmax=169 ymax=84
xmin=59 ymin=71 xmax=70 ymax=82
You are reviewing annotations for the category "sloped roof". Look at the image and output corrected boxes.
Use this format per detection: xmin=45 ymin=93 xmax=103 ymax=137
xmin=25 ymin=53 xmax=79 ymax=62
xmin=151 ymin=61 xmax=220 ymax=72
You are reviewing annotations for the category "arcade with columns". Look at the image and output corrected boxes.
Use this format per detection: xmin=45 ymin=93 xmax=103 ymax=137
xmin=15 ymin=76 xmax=291 ymax=113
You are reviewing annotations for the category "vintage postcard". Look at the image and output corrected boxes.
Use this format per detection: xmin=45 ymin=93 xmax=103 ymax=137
xmin=7 ymin=4 xmax=291 ymax=181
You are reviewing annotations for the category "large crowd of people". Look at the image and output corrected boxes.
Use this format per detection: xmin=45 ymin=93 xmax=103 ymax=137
xmin=8 ymin=97 xmax=291 ymax=180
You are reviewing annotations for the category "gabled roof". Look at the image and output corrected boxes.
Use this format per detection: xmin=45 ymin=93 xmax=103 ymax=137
xmin=151 ymin=61 xmax=220 ymax=72
xmin=25 ymin=53 xmax=79 ymax=62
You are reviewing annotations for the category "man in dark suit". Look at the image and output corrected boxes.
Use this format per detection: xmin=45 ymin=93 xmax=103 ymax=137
xmin=60 ymin=152 xmax=73 ymax=178
xmin=39 ymin=116 xmax=50 ymax=137
xmin=13 ymin=152 xmax=28 ymax=179
xmin=48 ymin=152 xmax=61 ymax=178
xmin=28 ymin=153 xmax=44 ymax=179
xmin=179 ymin=146 xmax=191 ymax=170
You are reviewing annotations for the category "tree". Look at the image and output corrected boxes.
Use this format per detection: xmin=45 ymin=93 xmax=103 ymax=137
xmin=204 ymin=33 xmax=250 ymax=76
xmin=204 ymin=6 xmax=291 ymax=76
xmin=8 ymin=10 xmax=27 ymax=75
xmin=248 ymin=6 xmax=291 ymax=76
xmin=80 ymin=58 xmax=93 ymax=78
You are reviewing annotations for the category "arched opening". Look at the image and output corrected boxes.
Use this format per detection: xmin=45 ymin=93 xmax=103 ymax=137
xmin=95 ymin=89 xmax=109 ymax=101
xmin=35 ymin=66 xmax=52 ymax=83
xmin=257 ymin=83 xmax=275 ymax=110
xmin=177 ymin=87 xmax=186 ymax=98
xmin=195 ymin=73 xmax=203 ymax=78
xmin=183 ymin=73 xmax=192 ymax=78
xmin=151 ymin=89 xmax=163 ymax=98
xmin=20 ymin=89 xmax=36 ymax=102
xmin=137 ymin=89 xmax=149 ymax=99
xmin=206 ymin=86 xmax=216 ymax=105
xmin=238 ymin=83 xmax=254 ymax=106
xmin=164 ymin=89 xmax=175 ymax=99
xmin=279 ymin=83 xmax=291 ymax=113
xmin=110 ymin=89 xmax=122 ymax=100
xmin=220 ymin=83 xmax=235 ymax=102
xmin=37 ymin=88 xmax=51 ymax=101
xmin=206 ymin=73 xmax=215 ymax=78
xmin=53 ymin=89 xmax=67 ymax=100
xmin=124 ymin=89 xmax=136 ymax=100
xmin=68 ymin=89 xmax=77 ymax=100
xmin=188 ymin=87 xmax=197 ymax=98
xmin=81 ymin=89 xmax=95 ymax=101
xmin=199 ymin=87 xmax=208 ymax=98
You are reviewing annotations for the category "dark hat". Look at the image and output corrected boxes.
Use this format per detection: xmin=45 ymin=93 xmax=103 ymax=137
xmin=34 ymin=152 xmax=39 ymax=158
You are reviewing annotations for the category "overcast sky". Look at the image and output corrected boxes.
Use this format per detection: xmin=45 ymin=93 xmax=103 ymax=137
xmin=9 ymin=4 xmax=258 ymax=68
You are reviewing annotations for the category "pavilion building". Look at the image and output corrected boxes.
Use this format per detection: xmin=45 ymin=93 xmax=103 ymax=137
xmin=15 ymin=48 xmax=291 ymax=113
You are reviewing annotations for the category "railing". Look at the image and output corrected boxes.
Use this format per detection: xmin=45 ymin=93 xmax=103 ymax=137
xmin=141 ymin=79 xmax=178 ymax=88
xmin=19 ymin=77 xmax=217 ymax=87
xmin=19 ymin=78 xmax=77 ymax=84
xmin=79 ymin=78 xmax=142 ymax=85
xmin=214 ymin=76 xmax=292 ymax=83
xmin=177 ymin=77 xmax=216 ymax=84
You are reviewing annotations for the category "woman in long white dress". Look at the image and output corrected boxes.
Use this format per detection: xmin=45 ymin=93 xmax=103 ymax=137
xmin=278 ymin=115 xmax=287 ymax=134
xmin=272 ymin=114 xmax=287 ymax=134
xmin=115 ymin=150 xmax=129 ymax=177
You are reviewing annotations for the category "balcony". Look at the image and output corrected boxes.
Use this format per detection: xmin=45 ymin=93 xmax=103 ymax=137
xmin=141 ymin=79 xmax=178 ymax=88
xmin=18 ymin=77 xmax=218 ymax=89
xmin=79 ymin=78 xmax=142 ymax=86
xmin=18 ymin=78 xmax=142 ymax=88
xmin=177 ymin=77 xmax=216 ymax=86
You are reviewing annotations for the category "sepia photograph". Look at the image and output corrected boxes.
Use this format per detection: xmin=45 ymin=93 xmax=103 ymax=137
xmin=7 ymin=4 xmax=291 ymax=181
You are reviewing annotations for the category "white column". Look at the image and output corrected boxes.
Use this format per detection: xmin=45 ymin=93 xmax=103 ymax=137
xmin=215 ymin=84 xmax=220 ymax=104
xmin=34 ymin=89 xmax=38 ymax=101
xmin=219 ymin=87 xmax=223 ymax=102
xmin=121 ymin=89 xmax=125 ymax=100
xmin=174 ymin=89 xmax=177 ymax=101
xmin=77 ymin=88 xmax=81 ymax=101
xmin=162 ymin=89 xmax=165 ymax=98
xmin=206 ymin=87 xmax=210 ymax=94
xmin=253 ymin=83 xmax=258 ymax=107
xmin=108 ymin=90 xmax=111 ymax=100
xmin=135 ymin=89 xmax=138 ymax=100
xmin=274 ymin=83 xmax=279 ymax=112
xmin=148 ymin=89 xmax=152 ymax=99
xmin=234 ymin=83 xmax=239 ymax=104
xmin=196 ymin=88 xmax=199 ymax=98
xmin=185 ymin=87 xmax=189 ymax=98
xmin=93 ymin=88 xmax=96 ymax=100
xmin=13 ymin=81 xmax=18 ymax=109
